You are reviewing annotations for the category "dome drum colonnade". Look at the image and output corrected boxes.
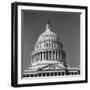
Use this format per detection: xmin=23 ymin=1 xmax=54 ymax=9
xmin=30 ymin=20 xmax=66 ymax=70
xmin=31 ymin=49 xmax=66 ymax=65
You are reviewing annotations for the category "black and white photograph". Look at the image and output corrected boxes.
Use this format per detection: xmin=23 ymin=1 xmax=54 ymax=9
xmin=11 ymin=2 xmax=87 ymax=87
xmin=22 ymin=10 xmax=80 ymax=78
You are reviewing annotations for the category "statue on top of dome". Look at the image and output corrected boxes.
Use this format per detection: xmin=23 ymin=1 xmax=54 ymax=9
xmin=46 ymin=19 xmax=52 ymax=32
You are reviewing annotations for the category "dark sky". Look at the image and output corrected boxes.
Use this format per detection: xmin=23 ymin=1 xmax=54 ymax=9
xmin=21 ymin=10 xmax=80 ymax=70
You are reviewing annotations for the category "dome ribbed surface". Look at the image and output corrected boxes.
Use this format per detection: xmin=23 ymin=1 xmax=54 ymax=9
xmin=36 ymin=23 xmax=59 ymax=44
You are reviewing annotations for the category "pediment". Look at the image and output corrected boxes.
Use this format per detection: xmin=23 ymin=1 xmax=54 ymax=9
xmin=38 ymin=64 xmax=65 ymax=71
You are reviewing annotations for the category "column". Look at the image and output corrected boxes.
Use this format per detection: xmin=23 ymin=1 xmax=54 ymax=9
xmin=48 ymin=51 xmax=49 ymax=60
xmin=51 ymin=51 xmax=53 ymax=60
xmin=59 ymin=52 xmax=60 ymax=61
xmin=47 ymin=51 xmax=48 ymax=60
xmin=41 ymin=52 xmax=42 ymax=61
xmin=55 ymin=51 xmax=56 ymax=60
xmin=57 ymin=51 xmax=59 ymax=60
xmin=40 ymin=52 xmax=42 ymax=61
xmin=53 ymin=51 xmax=55 ymax=60
xmin=46 ymin=51 xmax=48 ymax=60
xmin=44 ymin=52 xmax=45 ymax=60
xmin=42 ymin=52 xmax=44 ymax=60
xmin=52 ymin=51 xmax=54 ymax=60
xmin=48 ymin=51 xmax=50 ymax=60
xmin=50 ymin=51 xmax=51 ymax=60
xmin=44 ymin=51 xmax=46 ymax=60
xmin=56 ymin=51 xmax=57 ymax=60
xmin=58 ymin=51 xmax=60 ymax=60
xmin=51 ymin=51 xmax=52 ymax=60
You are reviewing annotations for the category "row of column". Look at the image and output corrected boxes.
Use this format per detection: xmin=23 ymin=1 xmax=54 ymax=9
xmin=35 ymin=42 xmax=63 ymax=51
xmin=31 ymin=50 xmax=66 ymax=64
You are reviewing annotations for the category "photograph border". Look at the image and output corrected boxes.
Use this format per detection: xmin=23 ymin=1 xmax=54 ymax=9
xmin=11 ymin=2 xmax=88 ymax=87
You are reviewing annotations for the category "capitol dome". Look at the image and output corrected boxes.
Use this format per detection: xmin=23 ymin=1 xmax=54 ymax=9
xmin=30 ymin=20 xmax=66 ymax=71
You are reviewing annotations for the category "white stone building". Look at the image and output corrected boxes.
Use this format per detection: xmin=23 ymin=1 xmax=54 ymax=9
xmin=23 ymin=20 xmax=80 ymax=77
